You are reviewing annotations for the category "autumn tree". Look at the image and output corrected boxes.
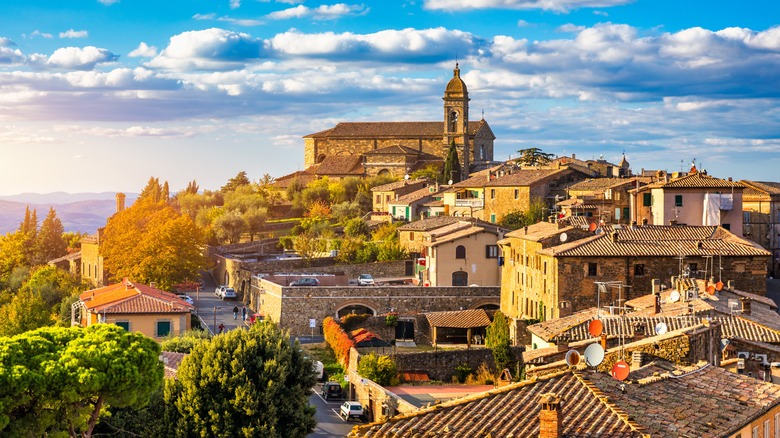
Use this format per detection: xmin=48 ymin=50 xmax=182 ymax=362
xmin=443 ymin=139 xmax=462 ymax=183
xmin=357 ymin=354 xmax=399 ymax=386
xmin=515 ymin=147 xmax=554 ymax=167
xmin=243 ymin=207 xmax=268 ymax=241
xmin=167 ymin=321 xmax=316 ymax=437
xmin=100 ymin=199 xmax=207 ymax=290
xmin=36 ymin=207 xmax=67 ymax=264
xmin=410 ymin=164 xmax=444 ymax=183
xmin=138 ymin=177 xmax=167 ymax=203
xmin=184 ymin=179 xmax=200 ymax=195
xmin=0 ymin=324 xmax=163 ymax=438
xmin=221 ymin=171 xmax=251 ymax=193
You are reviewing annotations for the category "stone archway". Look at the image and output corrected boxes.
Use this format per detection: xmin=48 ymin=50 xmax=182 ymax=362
xmin=336 ymin=300 xmax=378 ymax=319
xmin=377 ymin=169 xmax=391 ymax=177
xmin=470 ymin=300 xmax=500 ymax=311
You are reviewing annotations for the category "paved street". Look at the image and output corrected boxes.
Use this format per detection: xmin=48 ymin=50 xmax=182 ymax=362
xmin=193 ymin=271 xmax=248 ymax=334
xmin=309 ymin=384 xmax=357 ymax=438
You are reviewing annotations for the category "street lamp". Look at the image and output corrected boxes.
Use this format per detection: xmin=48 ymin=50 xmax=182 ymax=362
xmin=213 ymin=306 xmax=222 ymax=333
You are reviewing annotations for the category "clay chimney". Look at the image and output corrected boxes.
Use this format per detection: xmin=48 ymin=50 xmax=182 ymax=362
xmin=631 ymin=351 xmax=645 ymax=371
xmin=116 ymin=192 xmax=126 ymax=213
xmin=610 ymin=231 xmax=619 ymax=243
xmin=740 ymin=297 xmax=752 ymax=315
xmin=538 ymin=393 xmax=562 ymax=438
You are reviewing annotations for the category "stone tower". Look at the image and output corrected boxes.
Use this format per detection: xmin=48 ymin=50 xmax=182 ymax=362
xmin=443 ymin=63 xmax=470 ymax=179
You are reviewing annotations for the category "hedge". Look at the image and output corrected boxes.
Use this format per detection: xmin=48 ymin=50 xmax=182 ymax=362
xmin=323 ymin=316 xmax=355 ymax=368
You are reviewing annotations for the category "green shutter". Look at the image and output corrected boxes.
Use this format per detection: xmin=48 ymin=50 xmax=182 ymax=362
xmin=643 ymin=193 xmax=651 ymax=206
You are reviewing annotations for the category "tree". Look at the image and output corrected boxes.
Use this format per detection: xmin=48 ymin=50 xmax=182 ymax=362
xmin=357 ymin=354 xmax=398 ymax=386
xmin=221 ymin=171 xmax=251 ymax=193
xmin=0 ymin=288 xmax=53 ymax=336
xmin=0 ymin=324 xmax=163 ymax=438
xmin=138 ymin=177 xmax=165 ymax=203
xmin=162 ymin=181 xmax=170 ymax=202
xmin=515 ymin=147 xmax=554 ymax=167
xmin=36 ymin=207 xmax=67 ymax=264
xmin=101 ymin=199 xmax=207 ymax=290
xmin=485 ymin=311 xmax=513 ymax=373
xmin=168 ymin=321 xmax=316 ymax=437
xmin=214 ymin=209 xmax=245 ymax=244
xmin=410 ymin=164 xmax=443 ymax=183
xmin=443 ymin=139 xmax=462 ymax=183
xmin=498 ymin=197 xmax=549 ymax=230
xmin=184 ymin=179 xmax=200 ymax=195
xmin=243 ymin=207 xmax=268 ymax=242
xmin=344 ymin=218 xmax=370 ymax=239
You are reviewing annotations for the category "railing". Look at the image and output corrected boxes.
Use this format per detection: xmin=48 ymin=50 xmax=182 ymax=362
xmin=454 ymin=199 xmax=483 ymax=207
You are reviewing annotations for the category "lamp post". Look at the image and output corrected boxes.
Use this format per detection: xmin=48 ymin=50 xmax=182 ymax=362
xmin=213 ymin=306 xmax=222 ymax=333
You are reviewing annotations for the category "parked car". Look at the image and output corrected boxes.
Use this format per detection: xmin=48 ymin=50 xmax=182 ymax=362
xmin=289 ymin=278 xmax=320 ymax=287
xmin=312 ymin=360 xmax=324 ymax=380
xmin=215 ymin=286 xmax=236 ymax=299
xmin=177 ymin=294 xmax=194 ymax=305
xmin=340 ymin=401 xmax=364 ymax=421
xmin=321 ymin=381 xmax=343 ymax=400
xmin=357 ymin=274 xmax=375 ymax=286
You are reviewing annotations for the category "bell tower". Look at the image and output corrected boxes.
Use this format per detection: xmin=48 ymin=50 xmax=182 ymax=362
xmin=443 ymin=63 xmax=470 ymax=178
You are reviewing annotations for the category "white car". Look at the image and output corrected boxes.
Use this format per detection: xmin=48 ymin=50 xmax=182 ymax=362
xmin=177 ymin=294 xmax=194 ymax=305
xmin=357 ymin=274 xmax=375 ymax=286
xmin=215 ymin=286 xmax=236 ymax=300
xmin=340 ymin=401 xmax=364 ymax=421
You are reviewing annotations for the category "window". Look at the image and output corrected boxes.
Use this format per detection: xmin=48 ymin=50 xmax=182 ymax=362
xmin=764 ymin=420 xmax=770 ymax=438
xmin=115 ymin=321 xmax=130 ymax=331
xmin=490 ymin=189 xmax=496 ymax=199
xmin=722 ymin=223 xmax=731 ymax=231
xmin=753 ymin=426 xmax=758 ymax=438
xmin=634 ymin=264 xmax=645 ymax=276
xmin=490 ymin=214 xmax=496 ymax=223
xmin=485 ymin=245 xmax=499 ymax=259
xmin=744 ymin=211 xmax=751 ymax=223
xmin=623 ymin=207 xmax=630 ymax=220
xmin=688 ymin=263 xmax=698 ymax=274
xmin=455 ymin=245 xmax=466 ymax=259
xmin=376 ymin=195 xmax=381 ymax=204
xmin=774 ymin=412 xmax=779 ymax=438
xmin=675 ymin=195 xmax=683 ymax=207
xmin=409 ymin=232 xmax=414 ymax=240
xmin=156 ymin=320 xmax=172 ymax=337
xmin=643 ymin=192 xmax=652 ymax=207
xmin=588 ymin=263 xmax=598 ymax=276
xmin=514 ymin=189 xmax=519 ymax=200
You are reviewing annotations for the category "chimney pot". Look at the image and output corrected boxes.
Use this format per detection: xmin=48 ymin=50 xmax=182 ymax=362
xmin=610 ymin=231 xmax=619 ymax=242
xmin=740 ymin=297 xmax=752 ymax=315
xmin=538 ymin=393 xmax=562 ymax=438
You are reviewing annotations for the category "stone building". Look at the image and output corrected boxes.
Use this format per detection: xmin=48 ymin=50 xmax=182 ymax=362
xmin=556 ymin=176 xmax=651 ymax=225
xmin=498 ymin=222 xmax=770 ymax=326
xmin=302 ymin=64 xmax=496 ymax=180
xmin=740 ymin=180 xmax=780 ymax=277
xmin=80 ymin=193 xmax=125 ymax=287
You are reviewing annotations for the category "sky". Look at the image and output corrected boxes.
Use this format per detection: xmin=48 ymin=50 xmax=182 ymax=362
xmin=1 ymin=0 xmax=780 ymax=195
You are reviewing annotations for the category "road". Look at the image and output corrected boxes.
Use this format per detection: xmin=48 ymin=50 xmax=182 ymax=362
xmin=193 ymin=271 xmax=247 ymax=334
xmin=309 ymin=384 xmax=357 ymax=438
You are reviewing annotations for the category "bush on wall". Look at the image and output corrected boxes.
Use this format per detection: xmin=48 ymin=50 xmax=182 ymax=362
xmin=323 ymin=316 xmax=355 ymax=367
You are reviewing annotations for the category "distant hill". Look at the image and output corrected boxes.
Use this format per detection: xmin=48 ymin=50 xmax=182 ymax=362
xmin=0 ymin=193 xmax=138 ymax=234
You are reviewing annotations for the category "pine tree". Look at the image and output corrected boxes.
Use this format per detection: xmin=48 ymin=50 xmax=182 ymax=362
xmin=36 ymin=207 xmax=67 ymax=263
xmin=138 ymin=177 xmax=162 ymax=203
xmin=184 ymin=180 xmax=199 ymax=195
xmin=162 ymin=181 xmax=170 ymax=202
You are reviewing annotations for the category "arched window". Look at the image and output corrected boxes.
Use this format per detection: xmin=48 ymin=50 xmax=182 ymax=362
xmin=455 ymin=245 xmax=466 ymax=259
xmin=452 ymin=271 xmax=468 ymax=286
xmin=450 ymin=111 xmax=458 ymax=132
xmin=316 ymin=154 xmax=327 ymax=163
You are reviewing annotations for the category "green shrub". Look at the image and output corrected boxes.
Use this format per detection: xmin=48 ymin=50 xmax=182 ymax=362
xmin=340 ymin=313 xmax=369 ymax=330
xmin=160 ymin=329 xmax=211 ymax=354
xmin=357 ymin=353 xmax=399 ymax=386
xmin=453 ymin=363 xmax=473 ymax=384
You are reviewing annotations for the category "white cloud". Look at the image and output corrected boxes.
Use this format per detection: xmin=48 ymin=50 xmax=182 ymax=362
xmin=29 ymin=30 xmax=54 ymax=39
xmin=557 ymin=23 xmax=585 ymax=33
xmin=423 ymin=0 xmax=633 ymax=12
xmin=230 ymin=0 xmax=241 ymax=8
xmin=593 ymin=10 xmax=608 ymax=16
xmin=193 ymin=13 xmax=265 ymax=26
xmin=129 ymin=42 xmax=158 ymax=58
xmin=0 ymin=40 xmax=25 ymax=65
xmin=266 ymin=3 xmax=368 ymax=20
xmin=59 ymin=29 xmax=89 ymax=39
xmin=147 ymin=28 xmax=265 ymax=71
xmin=98 ymin=0 xmax=120 ymax=5
xmin=517 ymin=20 xmax=530 ymax=27
xmin=29 ymin=46 xmax=118 ymax=70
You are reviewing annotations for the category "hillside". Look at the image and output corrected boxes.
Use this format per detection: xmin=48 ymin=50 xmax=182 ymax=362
xmin=0 ymin=193 xmax=137 ymax=234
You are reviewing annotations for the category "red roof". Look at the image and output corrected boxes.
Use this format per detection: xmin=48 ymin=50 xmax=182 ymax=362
xmin=81 ymin=278 xmax=194 ymax=314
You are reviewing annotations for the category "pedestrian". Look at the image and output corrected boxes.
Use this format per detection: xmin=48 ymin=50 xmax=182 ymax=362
xmin=233 ymin=305 xmax=239 ymax=320
xmin=241 ymin=305 xmax=247 ymax=321
xmin=218 ymin=323 xmax=225 ymax=334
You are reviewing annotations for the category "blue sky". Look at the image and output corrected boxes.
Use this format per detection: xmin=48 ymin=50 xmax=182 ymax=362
xmin=1 ymin=0 xmax=780 ymax=195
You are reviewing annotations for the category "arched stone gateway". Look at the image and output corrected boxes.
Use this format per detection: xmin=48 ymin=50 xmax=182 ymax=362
xmin=471 ymin=301 xmax=500 ymax=311
xmin=336 ymin=300 xmax=378 ymax=319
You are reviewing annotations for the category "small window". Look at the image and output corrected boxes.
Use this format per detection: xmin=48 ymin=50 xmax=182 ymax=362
xmin=588 ymin=262 xmax=598 ymax=276
xmin=490 ymin=214 xmax=496 ymax=223
xmin=375 ymin=195 xmax=381 ymax=204
xmin=774 ymin=412 xmax=780 ymax=438
xmin=485 ymin=245 xmax=499 ymax=259
xmin=514 ymin=189 xmax=519 ymax=200
xmin=764 ymin=420 xmax=770 ymax=438
xmin=744 ymin=211 xmax=751 ymax=222
xmin=722 ymin=223 xmax=731 ymax=231
xmin=115 ymin=321 xmax=130 ymax=331
xmin=675 ymin=195 xmax=683 ymax=207
xmin=409 ymin=232 xmax=414 ymax=240
xmin=634 ymin=264 xmax=645 ymax=276
xmin=156 ymin=320 xmax=172 ymax=337
xmin=455 ymin=245 xmax=466 ymax=259
xmin=689 ymin=263 xmax=698 ymax=273
xmin=643 ymin=193 xmax=651 ymax=207
xmin=753 ymin=426 xmax=758 ymax=438
xmin=490 ymin=189 xmax=496 ymax=199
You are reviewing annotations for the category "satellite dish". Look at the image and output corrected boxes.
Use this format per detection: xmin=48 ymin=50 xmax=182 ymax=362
xmin=706 ymin=285 xmax=715 ymax=294
xmin=404 ymin=174 xmax=410 ymax=180
xmin=594 ymin=228 xmax=604 ymax=235
xmin=448 ymin=179 xmax=453 ymax=185
xmin=588 ymin=319 xmax=604 ymax=337
xmin=611 ymin=360 xmax=630 ymax=381
xmin=565 ymin=349 xmax=581 ymax=367
xmin=588 ymin=222 xmax=597 ymax=232
xmin=584 ymin=343 xmax=605 ymax=367
xmin=715 ymin=281 xmax=724 ymax=291
xmin=655 ymin=322 xmax=668 ymax=335
xmin=669 ymin=291 xmax=680 ymax=303
xmin=560 ymin=232 xmax=568 ymax=242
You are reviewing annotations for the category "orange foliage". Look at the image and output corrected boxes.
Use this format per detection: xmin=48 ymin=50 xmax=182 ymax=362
xmin=323 ymin=316 xmax=354 ymax=367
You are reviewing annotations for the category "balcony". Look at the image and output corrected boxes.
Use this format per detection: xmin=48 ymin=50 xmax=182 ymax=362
xmin=454 ymin=199 xmax=484 ymax=208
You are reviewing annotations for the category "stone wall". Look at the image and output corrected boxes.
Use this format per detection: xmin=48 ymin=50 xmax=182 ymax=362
xmin=346 ymin=348 xmax=418 ymax=423
xmin=250 ymin=279 xmax=500 ymax=336
xmin=393 ymin=346 xmax=526 ymax=382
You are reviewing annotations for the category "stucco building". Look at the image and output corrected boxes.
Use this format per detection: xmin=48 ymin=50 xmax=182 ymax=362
xmin=740 ymin=180 xmax=780 ymax=277
xmin=302 ymin=64 xmax=496 ymax=180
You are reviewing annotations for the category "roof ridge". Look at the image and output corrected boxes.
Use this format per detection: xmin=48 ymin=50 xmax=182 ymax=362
xmin=573 ymin=372 xmax=647 ymax=434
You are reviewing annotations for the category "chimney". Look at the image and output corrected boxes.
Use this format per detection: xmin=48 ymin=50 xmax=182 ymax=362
xmin=610 ymin=231 xmax=619 ymax=242
xmin=538 ymin=393 xmax=562 ymax=438
xmin=652 ymin=291 xmax=661 ymax=315
xmin=727 ymin=280 xmax=735 ymax=290
xmin=642 ymin=218 xmax=648 ymax=225
xmin=740 ymin=297 xmax=752 ymax=315
xmin=116 ymin=192 xmax=126 ymax=213
xmin=556 ymin=339 xmax=569 ymax=352
xmin=572 ymin=153 xmax=576 ymax=159
xmin=631 ymin=351 xmax=645 ymax=371
xmin=669 ymin=219 xmax=677 ymax=226
xmin=651 ymin=279 xmax=661 ymax=295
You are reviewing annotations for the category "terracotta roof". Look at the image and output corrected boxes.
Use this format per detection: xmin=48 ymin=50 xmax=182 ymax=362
xmin=161 ymin=351 xmax=187 ymax=379
xmin=81 ymin=279 xmax=194 ymax=314
xmin=527 ymin=308 xmax=600 ymax=342
xmin=363 ymin=145 xmax=421 ymax=155
xmin=588 ymin=361 xmax=780 ymax=438
xmin=313 ymin=155 xmax=364 ymax=176
xmin=656 ymin=172 xmax=744 ymax=189
xmin=741 ymin=180 xmax=780 ymax=196
xmin=304 ymin=121 xmax=486 ymax=139
xmin=425 ymin=309 xmax=491 ymax=328
xmin=503 ymin=221 xmax=572 ymax=241
xmin=397 ymin=216 xmax=461 ymax=231
xmin=422 ymin=219 xmax=507 ymax=248
xmin=371 ymin=179 xmax=427 ymax=192
xmin=353 ymin=370 xmax=642 ymax=437
xmin=540 ymin=225 xmax=770 ymax=258
xmin=452 ymin=168 xmax=566 ymax=188
xmin=567 ymin=177 xmax=645 ymax=192
xmin=557 ymin=198 xmax=598 ymax=209
xmin=390 ymin=187 xmax=434 ymax=205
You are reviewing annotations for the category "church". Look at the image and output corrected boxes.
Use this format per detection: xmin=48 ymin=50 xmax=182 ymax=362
xmin=301 ymin=64 xmax=496 ymax=181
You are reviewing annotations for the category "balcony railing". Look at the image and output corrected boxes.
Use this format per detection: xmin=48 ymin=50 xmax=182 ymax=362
xmin=454 ymin=199 xmax=483 ymax=207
